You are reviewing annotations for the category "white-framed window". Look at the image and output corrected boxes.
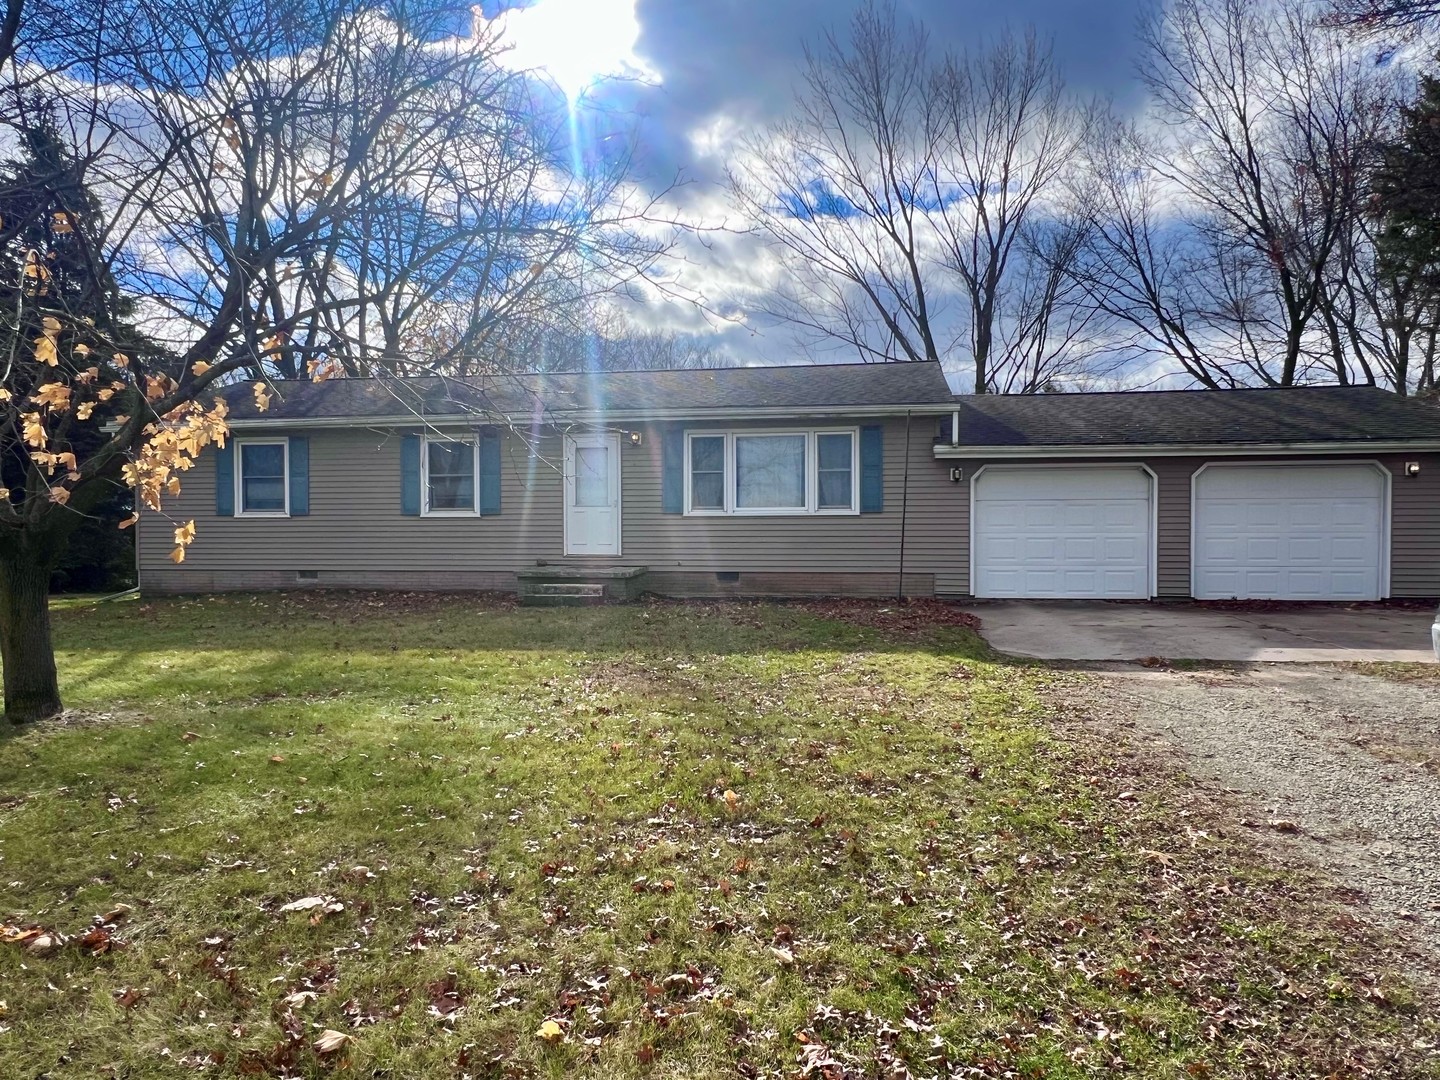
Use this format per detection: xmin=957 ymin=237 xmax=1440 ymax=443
xmin=684 ymin=429 xmax=859 ymax=516
xmin=423 ymin=436 xmax=478 ymax=515
xmin=236 ymin=439 xmax=289 ymax=517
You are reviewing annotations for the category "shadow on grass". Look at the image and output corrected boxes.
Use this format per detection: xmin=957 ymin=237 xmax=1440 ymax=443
xmin=0 ymin=591 xmax=1002 ymax=742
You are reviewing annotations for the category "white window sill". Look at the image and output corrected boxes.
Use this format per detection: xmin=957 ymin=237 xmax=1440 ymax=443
xmin=683 ymin=508 xmax=861 ymax=517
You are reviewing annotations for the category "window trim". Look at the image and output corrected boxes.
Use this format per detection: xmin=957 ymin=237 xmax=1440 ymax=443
xmin=234 ymin=437 xmax=290 ymax=518
xmin=421 ymin=435 xmax=480 ymax=517
xmin=683 ymin=428 xmax=860 ymax=517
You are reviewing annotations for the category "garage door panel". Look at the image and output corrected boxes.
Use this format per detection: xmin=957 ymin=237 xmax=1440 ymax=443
xmin=973 ymin=467 xmax=1152 ymax=599
xmin=1244 ymin=537 xmax=1281 ymax=562
xmin=1331 ymin=501 xmax=1374 ymax=527
xmin=1193 ymin=465 xmax=1384 ymax=601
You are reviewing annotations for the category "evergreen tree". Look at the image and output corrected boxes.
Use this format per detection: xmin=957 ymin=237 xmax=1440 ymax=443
xmin=1372 ymin=71 xmax=1440 ymax=397
xmin=0 ymin=107 xmax=151 ymax=604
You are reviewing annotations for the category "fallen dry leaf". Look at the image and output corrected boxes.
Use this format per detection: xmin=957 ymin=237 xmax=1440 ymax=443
xmin=79 ymin=927 xmax=121 ymax=956
xmin=278 ymin=895 xmax=344 ymax=922
xmin=25 ymin=931 xmax=63 ymax=956
xmin=770 ymin=946 xmax=796 ymax=966
xmin=313 ymin=1029 xmax=352 ymax=1055
xmin=536 ymin=1018 xmax=566 ymax=1043
xmin=181 ymin=731 xmax=200 ymax=742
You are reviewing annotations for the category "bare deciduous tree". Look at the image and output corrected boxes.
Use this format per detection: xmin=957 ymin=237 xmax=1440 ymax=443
xmin=1075 ymin=0 xmax=1396 ymax=388
xmin=0 ymin=0 xmax=671 ymax=721
xmin=1324 ymin=0 xmax=1440 ymax=38
xmin=924 ymin=29 xmax=1087 ymax=392
xmin=728 ymin=1 xmax=1100 ymax=393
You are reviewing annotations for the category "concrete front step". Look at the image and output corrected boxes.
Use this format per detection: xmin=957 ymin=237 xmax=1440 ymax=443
xmin=516 ymin=565 xmax=649 ymax=606
xmin=534 ymin=583 xmax=605 ymax=596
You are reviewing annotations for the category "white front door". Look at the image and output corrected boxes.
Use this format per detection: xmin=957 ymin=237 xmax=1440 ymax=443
xmin=972 ymin=465 xmax=1154 ymax=599
xmin=564 ymin=433 xmax=622 ymax=556
xmin=1192 ymin=464 xmax=1385 ymax=600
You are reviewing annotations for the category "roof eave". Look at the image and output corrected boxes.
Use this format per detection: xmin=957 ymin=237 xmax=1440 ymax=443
xmin=933 ymin=439 xmax=1440 ymax=458
xmin=223 ymin=403 xmax=958 ymax=429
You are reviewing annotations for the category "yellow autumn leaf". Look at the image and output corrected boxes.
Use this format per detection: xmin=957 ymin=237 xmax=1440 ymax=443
xmin=49 ymin=485 xmax=70 ymax=505
xmin=34 ymin=383 xmax=71 ymax=410
xmin=169 ymin=546 xmax=186 ymax=564
xmin=173 ymin=520 xmax=196 ymax=546
xmin=41 ymin=315 xmax=61 ymax=332
xmin=76 ymin=402 xmax=95 ymax=420
xmin=118 ymin=513 xmax=139 ymax=530
xmin=0 ymin=388 xmax=10 ymax=401
xmin=253 ymin=382 xmax=271 ymax=412
xmin=33 ymin=334 xmax=59 ymax=366
xmin=21 ymin=412 xmax=46 ymax=449
xmin=536 ymin=1019 xmax=565 ymax=1043
xmin=192 ymin=361 xmax=211 ymax=376
xmin=74 ymin=342 xmax=90 ymax=357
xmin=112 ymin=353 xmax=130 ymax=368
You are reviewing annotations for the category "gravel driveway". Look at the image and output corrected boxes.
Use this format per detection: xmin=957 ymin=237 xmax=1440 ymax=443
xmin=1059 ymin=665 xmax=1440 ymax=959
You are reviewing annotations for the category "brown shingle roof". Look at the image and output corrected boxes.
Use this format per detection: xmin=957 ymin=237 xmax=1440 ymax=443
xmin=222 ymin=361 xmax=957 ymax=421
xmin=950 ymin=385 xmax=1440 ymax=446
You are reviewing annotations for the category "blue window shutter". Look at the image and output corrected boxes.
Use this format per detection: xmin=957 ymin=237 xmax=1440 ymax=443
xmin=661 ymin=426 xmax=684 ymax=514
xmin=400 ymin=434 xmax=422 ymax=516
xmin=860 ymin=425 xmax=883 ymax=513
xmin=288 ymin=436 xmax=309 ymax=516
xmin=478 ymin=428 xmax=501 ymax=516
xmin=214 ymin=442 xmax=235 ymax=517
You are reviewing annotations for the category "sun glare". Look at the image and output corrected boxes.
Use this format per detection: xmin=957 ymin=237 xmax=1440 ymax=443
xmin=492 ymin=0 xmax=658 ymax=100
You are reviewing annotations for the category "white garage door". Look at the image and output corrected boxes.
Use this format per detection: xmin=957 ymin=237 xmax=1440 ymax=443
xmin=972 ymin=467 xmax=1153 ymax=599
xmin=1192 ymin=465 xmax=1385 ymax=601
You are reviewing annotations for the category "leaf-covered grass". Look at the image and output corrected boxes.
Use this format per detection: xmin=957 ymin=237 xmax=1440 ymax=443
xmin=1345 ymin=660 xmax=1440 ymax=683
xmin=1 ymin=592 xmax=1435 ymax=1078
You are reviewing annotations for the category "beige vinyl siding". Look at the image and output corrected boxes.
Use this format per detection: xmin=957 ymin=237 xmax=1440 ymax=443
xmin=138 ymin=429 xmax=1440 ymax=600
xmin=615 ymin=418 xmax=965 ymax=582
xmin=1153 ymin=459 xmax=1194 ymax=597
xmin=139 ymin=416 xmax=970 ymax=595
xmin=141 ymin=427 xmax=565 ymax=576
xmin=918 ymin=452 xmax=1440 ymax=600
xmin=1389 ymin=453 xmax=1440 ymax=596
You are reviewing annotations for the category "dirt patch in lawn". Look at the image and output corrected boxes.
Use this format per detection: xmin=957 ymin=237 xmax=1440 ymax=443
xmin=1048 ymin=664 xmax=1440 ymax=973
xmin=642 ymin=596 xmax=981 ymax=639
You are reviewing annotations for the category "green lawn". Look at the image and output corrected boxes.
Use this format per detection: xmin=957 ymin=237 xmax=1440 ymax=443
xmin=1 ymin=593 xmax=1434 ymax=1078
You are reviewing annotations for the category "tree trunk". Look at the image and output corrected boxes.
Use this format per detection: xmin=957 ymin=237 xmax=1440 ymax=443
xmin=0 ymin=549 xmax=62 ymax=723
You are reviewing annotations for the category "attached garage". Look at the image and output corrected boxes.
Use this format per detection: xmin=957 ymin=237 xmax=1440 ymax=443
xmin=971 ymin=465 xmax=1154 ymax=599
xmin=1191 ymin=463 xmax=1388 ymax=601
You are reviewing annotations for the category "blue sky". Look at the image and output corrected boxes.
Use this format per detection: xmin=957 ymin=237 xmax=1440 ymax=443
xmin=489 ymin=0 xmax=1155 ymax=368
